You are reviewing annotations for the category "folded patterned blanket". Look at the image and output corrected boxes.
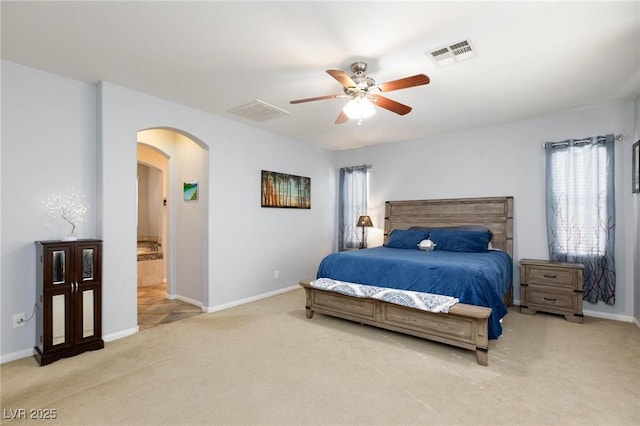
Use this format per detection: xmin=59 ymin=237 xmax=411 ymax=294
xmin=310 ymin=278 xmax=459 ymax=314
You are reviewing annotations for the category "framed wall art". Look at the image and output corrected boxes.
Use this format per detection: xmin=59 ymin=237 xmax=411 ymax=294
xmin=633 ymin=140 xmax=639 ymax=194
xmin=183 ymin=179 xmax=199 ymax=201
xmin=261 ymin=170 xmax=310 ymax=209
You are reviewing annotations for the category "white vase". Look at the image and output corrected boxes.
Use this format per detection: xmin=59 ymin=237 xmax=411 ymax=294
xmin=62 ymin=236 xmax=78 ymax=241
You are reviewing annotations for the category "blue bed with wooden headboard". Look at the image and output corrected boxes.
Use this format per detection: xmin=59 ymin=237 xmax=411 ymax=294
xmin=299 ymin=196 xmax=514 ymax=365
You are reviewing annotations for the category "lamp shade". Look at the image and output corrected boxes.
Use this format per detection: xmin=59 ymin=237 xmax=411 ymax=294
xmin=343 ymin=97 xmax=376 ymax=120
xmin=357 ymin=215 xmax=373 ymax=227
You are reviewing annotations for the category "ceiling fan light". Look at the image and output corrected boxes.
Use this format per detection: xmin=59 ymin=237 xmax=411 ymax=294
xmin=343 ymin=97 xmax=376 ymax=120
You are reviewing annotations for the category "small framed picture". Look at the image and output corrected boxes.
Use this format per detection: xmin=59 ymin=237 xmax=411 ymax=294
xmin=633 ymin=141 xmax=639 ymax=194
xmin=183 ymin=179 xmax=199 ymax=201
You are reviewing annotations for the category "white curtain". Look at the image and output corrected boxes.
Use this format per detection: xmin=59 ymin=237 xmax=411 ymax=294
xmin=545 ymin=134 xmax=616 ymax=304
xmin=338 ymin=165 xmax=368 ymax=251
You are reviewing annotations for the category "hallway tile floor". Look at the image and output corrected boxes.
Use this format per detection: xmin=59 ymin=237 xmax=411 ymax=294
xmin=137 ymin=284 xmax=202 ymax=330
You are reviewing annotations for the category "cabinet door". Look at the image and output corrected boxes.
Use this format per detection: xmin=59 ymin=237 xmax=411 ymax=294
xmin=75 ymin=283 xmax=101 ymax=344
xmin=44 ymin=245 xmax=72 ymax=289
xmin=75 ymin=243 xmax=101 ymax=284
xmin=42 ymin=285 xmax=75 ymax=353
xmin=74 ymin=243 xmax=102 ymax=345
xmin=42 ymin=246 xmax=75 ymax=352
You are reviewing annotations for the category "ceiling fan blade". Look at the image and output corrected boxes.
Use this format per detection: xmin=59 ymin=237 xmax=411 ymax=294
xmin=377 ymin=74 xmax=430 ymax=92
xmin=372 ymin=95 xmax=412 ymax=115
xmin=326 ymin=69 xmax=357 ymax=89
xmin=290 ymin=94 xmax=347 ymax=104
xmin=335 ymin=110 xmax=348 ymax=124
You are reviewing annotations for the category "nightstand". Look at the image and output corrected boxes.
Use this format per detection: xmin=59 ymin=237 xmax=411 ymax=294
xmin=519 ymin=259 xmax=584 ymax=323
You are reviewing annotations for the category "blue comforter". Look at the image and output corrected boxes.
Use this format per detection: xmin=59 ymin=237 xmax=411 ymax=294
xmin=317 ymin=247 xmax=513 ymax=339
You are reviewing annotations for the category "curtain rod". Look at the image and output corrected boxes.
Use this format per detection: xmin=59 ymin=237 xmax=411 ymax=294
xmin=542 ymin=133 xmax=623 ymax=149
xmin=340 ymin=164 xmax=372 ymax=170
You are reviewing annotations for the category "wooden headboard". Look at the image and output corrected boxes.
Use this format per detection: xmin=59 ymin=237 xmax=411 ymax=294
xmin=384 ymin=196 xmax=514 ymax=257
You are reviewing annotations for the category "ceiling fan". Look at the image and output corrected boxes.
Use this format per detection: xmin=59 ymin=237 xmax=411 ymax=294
xmin=290 ymin=62 xmax=430 ymax=125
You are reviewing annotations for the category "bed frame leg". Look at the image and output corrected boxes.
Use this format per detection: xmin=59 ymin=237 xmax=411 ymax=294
xmin=305 ymin=307 xmax=314 ymax=319
xmin=475 ymin=348 xmax=488 ymax=366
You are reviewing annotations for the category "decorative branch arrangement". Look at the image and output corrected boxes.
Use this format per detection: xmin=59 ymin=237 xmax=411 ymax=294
xmin=43 ymin=189 xmax=89 ymax=239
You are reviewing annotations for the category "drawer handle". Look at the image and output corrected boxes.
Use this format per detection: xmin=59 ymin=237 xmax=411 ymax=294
xmin=544 ymin=297 xmax=557 ymax=302
xmin=543 ymin=274 xmax=557 ymax=279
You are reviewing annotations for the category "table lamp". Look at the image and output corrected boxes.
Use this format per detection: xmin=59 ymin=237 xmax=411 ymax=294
xmin=357 ymin=215 xmax=373 ymax=249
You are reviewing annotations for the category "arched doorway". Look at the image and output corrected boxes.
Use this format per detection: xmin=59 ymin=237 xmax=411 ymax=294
xmin=136 ymin=128 xmax=209 ymax=329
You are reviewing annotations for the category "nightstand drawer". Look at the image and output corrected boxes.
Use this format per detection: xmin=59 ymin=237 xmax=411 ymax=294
xmin=527 ymin=288 xmax=578 ymax=312
xmin=527 ymin=266 xmax=577 ymax=289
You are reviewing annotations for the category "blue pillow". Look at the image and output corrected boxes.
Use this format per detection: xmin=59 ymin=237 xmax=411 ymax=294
xmin=429 ymin=229 xmax=493 ymax=252
xmin=386 ymin=229 xmax=428 ymax=249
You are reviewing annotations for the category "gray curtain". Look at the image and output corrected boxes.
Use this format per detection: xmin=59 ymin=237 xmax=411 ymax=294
xmin=545 ymin=134 xmax=616 ymax=304
xmin=338 ymin=165 xmax=368 ymax=251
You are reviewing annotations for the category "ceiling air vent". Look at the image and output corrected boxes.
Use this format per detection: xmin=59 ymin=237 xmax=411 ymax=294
xmin=427 ymin=39 xmax=476 ymax=67
xmin=228 ymin=100 xmax=289 ymax=122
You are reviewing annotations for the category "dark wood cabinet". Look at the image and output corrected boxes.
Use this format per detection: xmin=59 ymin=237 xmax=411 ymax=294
xmin=34 ymin=239 xmax=104 ymax=366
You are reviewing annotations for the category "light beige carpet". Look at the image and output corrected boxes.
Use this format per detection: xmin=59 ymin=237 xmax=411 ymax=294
xmin=1 ymin=288 xmax=639 ymax=425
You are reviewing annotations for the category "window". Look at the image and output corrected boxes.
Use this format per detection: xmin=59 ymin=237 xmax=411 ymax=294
xmin=338 ymin=165 xmax=369 ymax=251
xmin=545 ymin=134 xmax=616 ymax=304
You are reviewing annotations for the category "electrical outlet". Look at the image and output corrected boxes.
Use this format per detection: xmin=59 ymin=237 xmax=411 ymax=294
xmin=13 ymin=313 xmax=25 ymax=328
xmin=274 ymin=270 xmax=279 ymax=279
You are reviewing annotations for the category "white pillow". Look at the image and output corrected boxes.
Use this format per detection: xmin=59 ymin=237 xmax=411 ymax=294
xmin=417 ymin=239 xmax=436 ymax=251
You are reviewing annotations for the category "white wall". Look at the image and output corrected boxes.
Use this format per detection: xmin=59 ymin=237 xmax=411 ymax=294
xmin=1 ymin=61 xmax=98 ymax=360
xmin=137 ymin=164 xmax=150 ymax=238
xmin=336 ymin=102 xmax=636 ymax=320
xmin=97 ymin=82 xmax=335 ymax=320
xmin=174 ymin=132 xmax=208 ymax=304
xmin=1 ymin=61 xmax=335 ymax=361
xmin=136 ymin=163 xmax=162 ymax=241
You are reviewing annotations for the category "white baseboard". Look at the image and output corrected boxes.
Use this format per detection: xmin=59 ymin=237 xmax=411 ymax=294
xmin=203 ymin=284 xmax=299 ymax=313
xmin=103 ymin=326 xmax=138 ymax=342
xmin=1 ymin=327 xmax=138 ymax=364
xmin=513 ymin=300 xmax=636 ymax=323
xmin=171 ymin=294 xmax=204 ymax=311
xmin=1 ymin=348 xmax=34 ymax=364
xmin=582 ymin=309 xmax=635 ymax=323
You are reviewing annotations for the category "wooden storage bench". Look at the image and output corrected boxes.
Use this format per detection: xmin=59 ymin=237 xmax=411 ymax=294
xmin=300 ymin=279 xmax=493 ymax=365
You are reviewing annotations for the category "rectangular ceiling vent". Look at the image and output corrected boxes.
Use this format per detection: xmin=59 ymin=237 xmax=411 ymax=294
xmin=427 ymin=39 xmax=476 ymax=67
xmin=228 ymin=100 xmax=289 ymax=122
